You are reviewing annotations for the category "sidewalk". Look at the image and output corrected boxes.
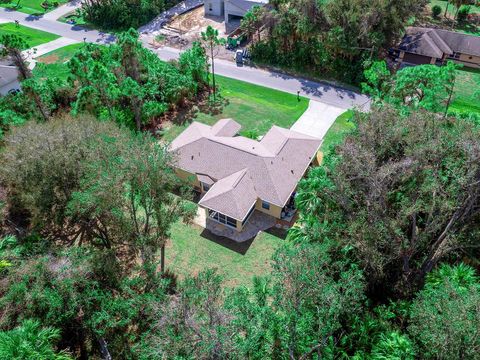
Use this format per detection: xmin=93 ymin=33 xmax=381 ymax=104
xmin=42 ymin=0 xmax=83 ymax=21
xmin=23 ymin=37 xmax=80 ymax=61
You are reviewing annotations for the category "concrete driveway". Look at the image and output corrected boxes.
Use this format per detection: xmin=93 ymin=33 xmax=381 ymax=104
xmin=290 ymin=100 xmax=346 ymax=139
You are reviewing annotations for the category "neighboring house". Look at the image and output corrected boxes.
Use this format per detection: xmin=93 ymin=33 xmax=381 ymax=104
xmin=394 ymin=27 xmax=480 ymax=68
xmin=205 ymin=0 xmax=268 ymax=24
xmin=0 ymin=60 xmax=19 ymax=96
xmin=169 ymin=118 xmax=321 ymax=233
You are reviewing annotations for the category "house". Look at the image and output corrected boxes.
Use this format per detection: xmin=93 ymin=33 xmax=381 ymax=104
xmin=169 ymin=118 xmax=321 ymax=233
xmin=394 ymin=27 xmax=480 ymax=68
xmin=205 ymin=0 xmax=268 ymax=24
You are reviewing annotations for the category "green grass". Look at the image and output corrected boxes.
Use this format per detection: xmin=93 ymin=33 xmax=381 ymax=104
xmin=320 ymin=110 xmax=355 ymax=153
xmin=37 ymin=43 xmax=86 ymax=64
xmin=0 ymin=23 xmax=60 ymax=49
xmin=0 ymin=0 xmax=68 ymax=15
xmin=162 ymin=75 xmax=309 ymax=142
xmin=450 ymin=68 xmax=480 ymax=114
xmin=428 ymin=1 xmax=480 ymax=35
xmin=166 ymin=220 xmax=284 ymax=288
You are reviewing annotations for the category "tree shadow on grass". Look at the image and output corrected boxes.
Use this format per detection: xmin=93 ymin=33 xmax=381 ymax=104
xmin=200 ymin=229 xmax=255 ymax=255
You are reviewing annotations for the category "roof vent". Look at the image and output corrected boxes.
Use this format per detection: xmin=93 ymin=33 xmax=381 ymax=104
xmin=191 ymin=155 xmax=194 ymax=160
xmin=291 ymin=170 xmax=294 ymax=174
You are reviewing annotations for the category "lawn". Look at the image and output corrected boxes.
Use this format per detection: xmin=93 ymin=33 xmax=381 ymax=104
xmin=450 ymin=68 xmax=480 ymax=114
xmin=37 ymin=43 xmax=85 ymax=64
xmin=165 ymin=220 xmax=285 ymax=288
xmin=320 ymin=110 xmax=355 ymax=153
xmin=0 ymin=0 xmax=68 ymax=15
xmin=161 ymin=75 xmax=309 ymax=142
xmin=428 ymin=0 xmax=480 ymax=35
xmin=0 ymin=23 xmax=60 ymax=49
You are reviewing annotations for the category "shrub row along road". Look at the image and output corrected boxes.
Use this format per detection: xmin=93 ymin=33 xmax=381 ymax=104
xmin=0 ymin=5 xmax=370 ymax=110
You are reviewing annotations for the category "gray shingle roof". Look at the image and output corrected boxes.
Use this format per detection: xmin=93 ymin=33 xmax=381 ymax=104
xmin=399 ymin=27 xmax=480 ymax=58
xmin=170 ymin=119 xmax=321 ymax=220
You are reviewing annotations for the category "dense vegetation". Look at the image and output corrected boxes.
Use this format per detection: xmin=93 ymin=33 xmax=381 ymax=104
xmin=1 ymin=7 xmax=480 ymax=359
xmin=241 ymin=0 xmax=428 ymax=83
xmin=81 ymin=0 xmax=179 ymax=30
xmin=0 ymin=29 xmax=208 ymax=136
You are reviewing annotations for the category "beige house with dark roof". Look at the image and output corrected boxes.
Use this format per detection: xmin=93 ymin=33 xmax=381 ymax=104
xmin=395 ymin=27 xmax=480 ymax=68
xmin=169 ymin=118 xmax=321 ymax=233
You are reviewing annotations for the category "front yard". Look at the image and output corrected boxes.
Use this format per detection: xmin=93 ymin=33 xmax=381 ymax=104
xmin=0 ymin=0 xmax=68 ymax=15
xmin=161 ymin=75 xmax=309 ymax=141
xmin=0 ymin=23 xmax=60 ymax=49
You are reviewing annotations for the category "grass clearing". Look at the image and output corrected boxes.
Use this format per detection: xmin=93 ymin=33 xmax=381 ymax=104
xmin=0 ymin=23 xmax=60 ymax=49
xmin=161 ymin=75 xmax=309 ymax=142
xmin=427 ymin=1 xmax=480 ymax=35
xmin=37 ymin=43 xmax=85 ymax=64
xmin=166 ymin=220 xmax=284 ymax=288
xmin=451 ymin=68 xmax=480 ymax=114
xmin=320 ymin=110 xmax=355 ymax=153
xmin=0 ymin=0 xmax=68 ymax=15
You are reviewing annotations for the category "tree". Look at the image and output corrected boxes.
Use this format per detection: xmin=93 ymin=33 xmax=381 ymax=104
xmin=408 ymin=264 xmax=480 ymax=359
xmin=294 ymin=106 xmax=480 ymax=297
xmin=140 ymin=269 xmax=234 ymax=359
xmin=362 ymin=61 xmax=457 ymax=114
xmin=201 ymin=25 xmax=225 ymax=101
xmin=0 ymin=320 xmax=72 ymax=360
xmin=240 ymin=5 xmax=265 ymax=42
xmin=0 ymin=34 xmax=30 ymax=81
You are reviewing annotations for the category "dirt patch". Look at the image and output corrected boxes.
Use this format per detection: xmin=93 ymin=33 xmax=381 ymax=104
xmin=37 ymin=54 xmax=60 ymax=64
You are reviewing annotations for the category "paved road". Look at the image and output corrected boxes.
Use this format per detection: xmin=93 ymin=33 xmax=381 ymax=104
xmin=153 ymin=46 xmax=370 ymax=110
xmin=0 ymin=7 xmax=115 ymax=44
xmin=1 ymin=6 xmax=370 ymax=110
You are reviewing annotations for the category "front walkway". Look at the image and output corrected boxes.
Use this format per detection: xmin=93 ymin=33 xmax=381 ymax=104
xmin=290 ymin=100 xmax=346 ymax=139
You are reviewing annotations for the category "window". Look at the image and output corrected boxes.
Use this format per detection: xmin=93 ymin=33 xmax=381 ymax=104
xmin=262 ymin=200 xmax=270 ymax=210
xmin=208 ymin=209 xmax=237 ymax=229
xmin=209 ymin=3 xmax=213 ymax=11
xmin=202 ymin=182 xmax=210 ymax=192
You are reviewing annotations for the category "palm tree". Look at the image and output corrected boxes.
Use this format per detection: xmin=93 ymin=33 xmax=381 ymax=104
xmin=201 ymin=26 xmax=225 ymax=101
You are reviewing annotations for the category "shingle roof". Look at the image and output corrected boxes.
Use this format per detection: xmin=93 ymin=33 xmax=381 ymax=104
xmin=170 ymin=119 xmax=321 ymax=220
xmin=211 ymin=118 xmax=241 ymax=137
xmin=399 ymin=27 xmax=480 ymax=58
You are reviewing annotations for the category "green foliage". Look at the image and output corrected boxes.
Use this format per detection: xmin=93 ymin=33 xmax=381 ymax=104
xmin=408 ymin=264 xmax=480 ymax=359
xmin=363 ymin=60 xmax=458 ymax=113
xmin=249 ymin=0 xmax=428 ymax=83
xmin=370 ymin=332 xmax=415 ymax=360
xmin=81 ymin=0 xmax=180 ymax=30
xmin=432 ymin=4 xmax=442 ymax=17
xmin=0 ymin=319 xmax=71 ymax=360
xmin=68 ymin=29 xmax=207 ymax=130
xmin=457 ymin=5 xmax=471 ymax=21
xmin=294 ymin=106 xmax=480 ymax=297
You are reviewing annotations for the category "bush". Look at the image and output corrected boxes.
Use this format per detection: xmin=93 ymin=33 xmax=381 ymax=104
xmin=457 ymin=6 xmax=471 ymax=22
xmin=432 ymin=5 xmax=442 ymax=18
xmin=82 ymin=0 xmax=180 ymax=31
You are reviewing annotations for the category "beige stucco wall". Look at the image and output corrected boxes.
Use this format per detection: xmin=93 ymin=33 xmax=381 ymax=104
xmin=455 ymin=53 xmax=480 ymax=68
xmin=254 ymin=198 xmax=282 ymax=219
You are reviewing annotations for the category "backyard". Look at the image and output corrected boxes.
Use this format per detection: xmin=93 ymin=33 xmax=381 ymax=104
xmin=0 ymin=22 xmax=59 ymax=49
xmin=0 ymin=0 xmax=68 ymax=15
xmin=165 ymin=220 xmax=285 ymax=288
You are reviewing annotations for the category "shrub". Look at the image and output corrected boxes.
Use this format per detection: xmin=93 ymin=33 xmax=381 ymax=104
xmin=457 ymin=6 xmax=471 ymax=22
xmin=432 ymin=5 xmax=442 ymax=18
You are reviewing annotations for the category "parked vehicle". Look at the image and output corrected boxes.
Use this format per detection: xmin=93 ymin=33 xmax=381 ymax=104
xmin=235 ymin=49 xmax=243 ymax=65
